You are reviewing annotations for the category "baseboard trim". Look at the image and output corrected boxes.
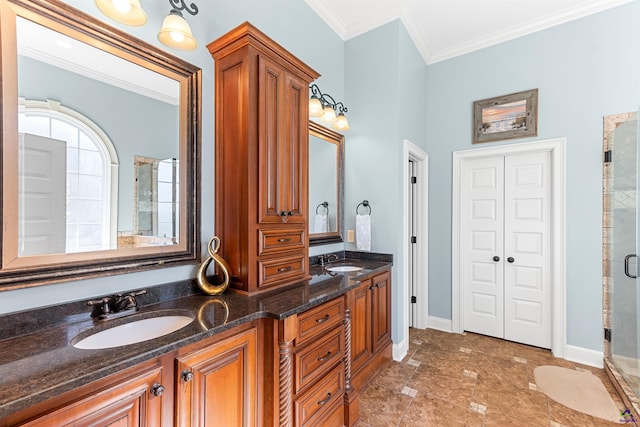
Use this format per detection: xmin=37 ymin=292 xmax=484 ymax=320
xmin=393 ymin=338 xmax=408 ymax=362
xmin=427 ymin=316 xmax=452 ymax=332
xmin=565 ymin=344 xmax=604 ymax=368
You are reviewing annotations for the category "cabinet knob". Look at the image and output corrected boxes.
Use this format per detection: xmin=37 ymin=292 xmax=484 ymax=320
xmin=507 ymin=257 xmax=515 ymax=263
xmin=181 ymin=369 xmax=194 ymax=382
xmin=151 ymin=383 xmax=165 ymax=397
xmin=493 ymin=256 xmax=500 ymax=262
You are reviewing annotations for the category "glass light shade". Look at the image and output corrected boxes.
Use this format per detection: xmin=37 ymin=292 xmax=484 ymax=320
xmin=321 ymin=105 xmax=337 ymax=124
xmin=95 ymin=0 xmax=147 ymax=26
xmin=333 ymin=113 xmax=350 ymax=131
xmin=309 ymin=97 xmax=323 ymax=117
xmin=157 ymin=10 xmax=197 ymax=51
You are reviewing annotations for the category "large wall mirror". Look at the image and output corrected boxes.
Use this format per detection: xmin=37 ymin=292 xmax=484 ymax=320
xmin=309 ymin=121 xmax=344 ymax=246
xmin=0 ymin=0 xmax=201 ymax=289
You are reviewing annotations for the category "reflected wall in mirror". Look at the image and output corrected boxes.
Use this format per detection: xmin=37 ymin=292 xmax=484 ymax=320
xmin=309 ymin=121 xmax=344 ymax=246
xmin=1 ymin=0 xmax=201 ymax=289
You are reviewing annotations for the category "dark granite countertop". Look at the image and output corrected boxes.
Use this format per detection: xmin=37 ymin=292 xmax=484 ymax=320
xmin=0 ymin=252 xmax=391 ymax=419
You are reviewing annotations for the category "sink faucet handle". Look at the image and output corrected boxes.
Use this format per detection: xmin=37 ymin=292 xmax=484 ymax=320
xmin=87 ymin=297 xmax=112 ymax=315
xmin=318 ymin=254 xmax=326 ymax=266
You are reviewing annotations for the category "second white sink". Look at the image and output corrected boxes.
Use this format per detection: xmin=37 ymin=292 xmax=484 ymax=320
xmin=74 ymin=315 xmax=194 ymax=350
xmin=326 ymin=265 xmax=363 ymax=272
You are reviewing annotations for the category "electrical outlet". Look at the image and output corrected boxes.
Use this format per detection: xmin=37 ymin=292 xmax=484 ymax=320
xmin=347 ymin=229 xmax=355 ymax=242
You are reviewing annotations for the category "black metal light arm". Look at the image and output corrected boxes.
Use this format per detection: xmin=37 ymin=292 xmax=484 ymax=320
xmin=309 ymin=83 xmax=348 ymax=114
xmin=169 ymin=0 xmax=199 ymax=15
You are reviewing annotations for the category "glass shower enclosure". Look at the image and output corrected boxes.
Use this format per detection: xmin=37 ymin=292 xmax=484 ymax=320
xmin=604 ymin=111 xmax=640 ymax=416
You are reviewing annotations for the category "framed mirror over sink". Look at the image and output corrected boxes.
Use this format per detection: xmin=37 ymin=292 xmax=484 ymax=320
xmin=0 ymin=0 xmax=201 ymax=289
xmin=308 ymin=121 xmax=344 ymax=246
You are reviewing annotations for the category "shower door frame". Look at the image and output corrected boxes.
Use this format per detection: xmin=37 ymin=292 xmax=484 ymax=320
xmin=603 ymin=111 xmax=640 ymax=420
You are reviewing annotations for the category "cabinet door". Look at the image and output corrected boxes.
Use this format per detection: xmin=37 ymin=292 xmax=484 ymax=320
xmin=257 ymin=55 xmax=308 ymax=226
xmin=372 ymin=271 xmax=391 ymax=353
xmin=18 ymin=366 xmax=164 ymax=427
xmin=175 ymin=328 xmax=257 ymax=427
xmin=351 ymin=280 xmax=373 ymax=374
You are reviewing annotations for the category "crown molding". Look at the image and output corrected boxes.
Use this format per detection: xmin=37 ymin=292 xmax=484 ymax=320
xmin=420 ymin=0 xmax=634 ymax=64
xmin=306 ymin=0 xmax=634 ymax=65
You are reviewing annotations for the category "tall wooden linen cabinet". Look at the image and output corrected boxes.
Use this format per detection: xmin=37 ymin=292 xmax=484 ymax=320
xmin=208 ymin=23 xmax=319 ymax=295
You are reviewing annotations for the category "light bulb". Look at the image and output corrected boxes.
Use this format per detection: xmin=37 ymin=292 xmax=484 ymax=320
xmin=170 ymin=31 xmax=185 ymax=43
xmin=112 ymin=0 xmax=131 ymax=13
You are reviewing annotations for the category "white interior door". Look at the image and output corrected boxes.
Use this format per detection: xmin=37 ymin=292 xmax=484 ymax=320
xmin=19 ymin=133 xmax=67 ymax=256
xmin=504 ymin=152 xmax=551 ymax=348
xmin=461 ymin=151 xmax=551 ymax=348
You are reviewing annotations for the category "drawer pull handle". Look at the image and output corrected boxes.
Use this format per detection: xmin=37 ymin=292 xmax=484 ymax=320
xmin=277 ymin=266 xmax=292 ymax=272
xmin=317 ymin=351 xmax=332 ymax=362
xmin=315 ymin=314 xmax=330 ymax=323
xmin=277 ymin=238 xmax=291 ymax=243
xmin=317 ymin=392 xmax=332 ymax=406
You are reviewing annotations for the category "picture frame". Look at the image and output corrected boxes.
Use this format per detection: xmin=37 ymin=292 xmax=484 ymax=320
xmin=473 ymin=89 xmax=538 ymax=144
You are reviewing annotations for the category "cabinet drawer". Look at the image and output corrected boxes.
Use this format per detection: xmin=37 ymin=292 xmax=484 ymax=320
xmin=258 ymin=254 xmax=305 ymax=288
xmin=294 ymin=364 xmax=345 ymax=427
xmin=297 ymin=297 xmax=345 ymax=344
xmin=295 ymin=325 xmax=344 ymax=394
xmin=258 ymin=228 xmax=305 ymax=255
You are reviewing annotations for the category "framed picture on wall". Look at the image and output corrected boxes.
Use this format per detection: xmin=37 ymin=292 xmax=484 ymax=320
xmin=473 ymin=89 xmax=538 ymax=144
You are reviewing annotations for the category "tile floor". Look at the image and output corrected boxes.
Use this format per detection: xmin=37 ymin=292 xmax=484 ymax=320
xmin=356 ymin=328 xmax=632 ymax=426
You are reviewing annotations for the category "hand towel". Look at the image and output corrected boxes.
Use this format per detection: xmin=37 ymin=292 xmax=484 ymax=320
xmin=314 ymin=214 xmax=328 ymax=233
xmin=356 ymin=214 xmax=371 ymax=251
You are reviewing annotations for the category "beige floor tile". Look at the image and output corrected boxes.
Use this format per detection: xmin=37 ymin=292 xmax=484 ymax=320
xmin=406 ymin=363 xmax=476 ymax=408
xmin=397 ymin=394 xmax=484 ymax=427
xmin=359 ymin=383 xmax=413 ymax=427
xmin=356 ymin=328 xmax=627 ymax=427
xmin=373 ymin=361 xmax=418 ymax=393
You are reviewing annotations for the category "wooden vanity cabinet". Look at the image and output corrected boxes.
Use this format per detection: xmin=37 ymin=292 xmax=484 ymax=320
xmin=349 ymin=269 xmax=392 ymax=391
xmin=4 ymin=360 xmax=167 ymax=427
xmin=175 ymin=326 xmax=257 ymax=427
xmin=208 ymin=22 xmax=320 ymax=295
xmin=277 ymin=297 xmax=348 ymax=427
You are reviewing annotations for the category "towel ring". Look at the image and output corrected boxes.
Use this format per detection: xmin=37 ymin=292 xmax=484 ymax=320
xmin=356 ymin=200 xmax=371 ymax=215
xmin=315 ymin=201 xmax=329 ymax=215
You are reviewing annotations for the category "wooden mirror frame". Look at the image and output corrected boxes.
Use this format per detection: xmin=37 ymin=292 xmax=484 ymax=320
xmin=309 ymin=121 xmax=344 ymax=246
xmin=0 ymin=0 xmax=201 ymax=290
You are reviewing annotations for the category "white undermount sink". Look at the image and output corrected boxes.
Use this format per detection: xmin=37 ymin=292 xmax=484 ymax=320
xmin=326 ymin=265 xmax=363 ymax=272
xmin=73 ymin=315 xmax=194 ymax=350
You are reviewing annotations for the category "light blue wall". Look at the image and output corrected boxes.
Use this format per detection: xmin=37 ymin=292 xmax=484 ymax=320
xmin=1 ymin=0 xmax=344 ymax=313
xmin=426 ymin=2 xmax=640 ymax=351
xmin=344 ymin=21 xmax=427 ymax=346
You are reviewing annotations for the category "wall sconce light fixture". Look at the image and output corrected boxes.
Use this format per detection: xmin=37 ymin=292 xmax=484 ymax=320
xmin=94 ymin=0 xmax=199 ymax=51
xmin=157 ymin=0 xmax=199 ymax=51
xmin=95 ymin=0 xmax=147 ymax=26
xmin=309 ymin=84 xmax=350 ymax=131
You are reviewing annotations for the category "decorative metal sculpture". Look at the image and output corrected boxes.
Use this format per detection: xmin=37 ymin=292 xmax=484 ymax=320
xmin=196 ymin=236 xmax=231 ymax=295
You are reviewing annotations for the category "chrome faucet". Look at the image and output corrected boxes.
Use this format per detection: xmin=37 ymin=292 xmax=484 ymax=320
xmin=87 ymin=289 xmax=147 ymax=320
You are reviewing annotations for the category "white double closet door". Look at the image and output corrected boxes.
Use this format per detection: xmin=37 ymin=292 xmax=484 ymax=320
xmin=461 ymin=151 xmax=551 ymax=349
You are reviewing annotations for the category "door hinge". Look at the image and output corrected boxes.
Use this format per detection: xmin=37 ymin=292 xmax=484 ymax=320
xmin=411 ymin=236 xmax=417 ymax=244
xmin=411 ymin=176 xmax=417 ymax=184
xmin=604 ymin=150 xmax=612 ymax=163
xmin=411 ymin=296 xmax=417 ymax=303
xmin=604 ymin=328 xmax=611 ymax=342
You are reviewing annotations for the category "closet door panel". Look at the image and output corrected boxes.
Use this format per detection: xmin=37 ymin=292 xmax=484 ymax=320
xmin=461 ymin=156 xmax=505 ymax=338
xmin=503 ymin=151 xmax=551 ymax=348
